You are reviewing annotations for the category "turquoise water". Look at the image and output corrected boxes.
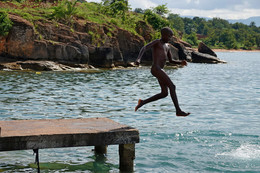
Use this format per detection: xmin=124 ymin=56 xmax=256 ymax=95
xmin=0 ymin=52 xmax=260 ymax=172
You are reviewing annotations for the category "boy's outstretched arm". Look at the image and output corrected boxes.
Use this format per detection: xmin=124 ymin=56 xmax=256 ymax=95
xmin=135 ymin=39 xmax=160 ymax=65
xmin=135 ymin=46 xmax=145 ymax=65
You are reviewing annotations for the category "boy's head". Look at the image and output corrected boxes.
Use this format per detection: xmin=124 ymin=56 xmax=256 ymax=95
xmin=160 ymin=27 xmax=173 ymax=42
xmin=161 ymin=27 xmax=174 ymax=36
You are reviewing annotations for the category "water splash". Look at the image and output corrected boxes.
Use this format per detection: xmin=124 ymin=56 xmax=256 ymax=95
xmin=217 ymin=144 xmax=260 ymax=160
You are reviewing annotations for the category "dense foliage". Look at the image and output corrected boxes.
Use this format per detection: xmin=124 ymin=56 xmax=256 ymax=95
xmin=135 ymin=6 xmax=260 ymax=50
xmin=0 ymin=11 xmax=13 ymax=36
xmin=0 ymin=0 xmax=259 ymax=50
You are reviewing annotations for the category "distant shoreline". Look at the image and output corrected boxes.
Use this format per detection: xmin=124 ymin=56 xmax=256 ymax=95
xmin=212 ymin=49 xmax=260 ymax=52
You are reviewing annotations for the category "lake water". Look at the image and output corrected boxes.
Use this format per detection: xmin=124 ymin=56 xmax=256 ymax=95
xmin=0 ymin=52 xmax=259 ymax=172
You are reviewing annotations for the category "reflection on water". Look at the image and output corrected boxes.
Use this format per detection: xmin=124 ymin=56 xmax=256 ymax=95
xmin=1 ymin=154 xmax=117 ymax=172
xmin=0 ymin=52 xmax=260 ymax=172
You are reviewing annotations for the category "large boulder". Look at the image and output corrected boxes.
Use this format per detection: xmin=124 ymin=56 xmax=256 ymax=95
xmin=169 ymin=44 xmax=179 ymax=60
xmin=172 ymin=42 xmax=192 ymax=61
xmin=1 ymin=15 xmax=90 ymax=64
xmin=117 ymin=28 xmax=144 ymax=62
xmin=198 ymin=42 xmax=217 ymax=57
xmin=0 ymin=59 xmax=91 ymax=71
xmin=4 ymin=14 xmax=35 ymax=58
xmin=191 ymin=51 xmax=226 ymax=63
xmin=68 ymin=41 xmax=89 ymax=63
xmin=29 ymin=40 xmax=89 ymax=63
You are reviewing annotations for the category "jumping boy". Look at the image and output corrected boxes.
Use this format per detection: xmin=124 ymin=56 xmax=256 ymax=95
xmin=134 ymin=27 xmax=190 ymax=117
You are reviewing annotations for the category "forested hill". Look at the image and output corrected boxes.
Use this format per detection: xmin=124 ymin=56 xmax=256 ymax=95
xmin=0 ymin=0 xmax=260 ymax=50
xmin=134 ymin=5 xmax=260 ymax=50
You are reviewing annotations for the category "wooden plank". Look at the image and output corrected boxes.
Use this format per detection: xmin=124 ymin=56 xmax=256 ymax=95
xmin=0 ymin=118 xmax=139 ymax=151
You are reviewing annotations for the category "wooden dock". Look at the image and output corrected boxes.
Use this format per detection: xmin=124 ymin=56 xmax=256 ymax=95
xmin=0 ymin=118 xmax=139 ymax=172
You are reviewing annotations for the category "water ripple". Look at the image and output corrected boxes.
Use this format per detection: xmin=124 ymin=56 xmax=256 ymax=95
xmin=0 ymin=53 xmax=260 ymax=172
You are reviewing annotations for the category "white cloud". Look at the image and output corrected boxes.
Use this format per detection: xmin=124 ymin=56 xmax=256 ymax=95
xmin=194 ymin=0 xmax=200 ymax=5
xmin=129 ymin=0 xmax=157 ymax=9
xmin=86 ymin=0 xmax=101 ymax=3
xmin=170 ymin=7 xmax=260 ymax=19
xmin=186 ymin=0 xmax=200 ymax=5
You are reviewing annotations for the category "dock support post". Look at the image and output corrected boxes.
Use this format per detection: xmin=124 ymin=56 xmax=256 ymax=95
xmin=33 ymin=149 xmax=40 ymax=173
xmin=94 ymin=145 xmax=107 ymax=155
xmin=119 ymin=144 xmax=135 ymax=172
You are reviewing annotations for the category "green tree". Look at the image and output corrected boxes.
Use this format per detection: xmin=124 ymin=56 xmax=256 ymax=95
xmin=197 ymin=22 xmax=208 ymax=35
xmin=152 ymin=4 xmax=169 ymax=16
xmin=256 ymin=34 xmax=260 ymax=47
xmin=183 ymin=17 xmax=197 ymax=34
xmin=209 ymin=17 xmax=230 ymax=29
xmin=233 ymin=28 xmax=246 ymax=43
xmin=102 ymin=0 xmax=130 ymax=17
xmin=232 ymin=22 xmax=247 ymax=30
xmin=51 ymin=0 xmax=77 ymax=21
xmin=144 ymin=9 xmax=169 ymax=30
xmin=202 ymin=30 xmax=218 ymax=47
xmin=244 ymin=38 xmax=254 ymax=50
xmin=134 ymin=8 xmax=144 ymax=14
xmin=192 ymin=17 xmax=206 ymax=25
xmin=183 ymin=32 xmax=198 ymax=46
xmin=167 ymin=13 xmax=184 ymax=33
xmin=219 ymin=29 xmax=236 ymax=49
xmin=249 ymin=21 xmax=256 ymax=28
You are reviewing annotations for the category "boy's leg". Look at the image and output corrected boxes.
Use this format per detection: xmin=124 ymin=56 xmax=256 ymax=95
xmin=151 ymin=69 xmax=189 ymax=116
xmin=135 ymin=79 xmax=168 ymax=111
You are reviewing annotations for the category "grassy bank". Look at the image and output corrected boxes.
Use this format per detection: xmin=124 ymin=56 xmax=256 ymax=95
xmin=0 ymin=0 xmax=155 ymax=40
xmin=1 ymin=0 xmax=260 ymax=50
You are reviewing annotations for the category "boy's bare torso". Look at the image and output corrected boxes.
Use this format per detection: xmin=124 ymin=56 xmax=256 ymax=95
xmin=152 ymin=39 xmax=170 ymax=69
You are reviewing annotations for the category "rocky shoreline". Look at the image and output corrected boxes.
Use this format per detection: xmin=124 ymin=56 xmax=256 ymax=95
xmin=0 ymin=13 xmax=226 ymax=72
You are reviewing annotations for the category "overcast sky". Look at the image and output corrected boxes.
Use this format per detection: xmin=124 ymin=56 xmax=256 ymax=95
xmin=87 ymin=0 xmax=260 ymax=20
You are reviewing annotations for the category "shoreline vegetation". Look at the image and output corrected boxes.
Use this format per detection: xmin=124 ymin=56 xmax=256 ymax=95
xmin=0 ymin=0 xmax=259 ymax=71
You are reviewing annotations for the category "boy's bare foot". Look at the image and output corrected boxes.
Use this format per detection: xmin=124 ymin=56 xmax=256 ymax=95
xmin=176 ymin=111 xmax=190 ymax=117
xmin=135 ymin=99 xmax=143 ymax=111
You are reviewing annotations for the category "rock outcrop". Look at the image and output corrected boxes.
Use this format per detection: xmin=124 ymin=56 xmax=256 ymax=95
xmin=0 ymin=13 xmax=146 ymax=70
xmin=191 ymin=42 xmax=226 ymax=63
xmin=191 ymin=51 xmax=226 ymax=63
xmin=0 ymin=9 xmax=226 ymax=71
xmin=89 ymin=47 xmax=114 ymax=68
xmin=169 ymin=37 xmax=193 ymax=62
xmin=198 ymin=42 xmax=217 ymax=57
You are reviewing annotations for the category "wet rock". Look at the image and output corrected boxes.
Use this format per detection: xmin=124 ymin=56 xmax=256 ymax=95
xmin=191 ymin=51 xmax=226 ymax=63
xmin=0 ymin=63 xmax=22 ymax=70
xmin=18 ymin=61 xmax=63 ymax=71
xmin=0 ymin=60 xmax=91 ymax=71
xmin=172 ymin=42 xmax=192 ymax=61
